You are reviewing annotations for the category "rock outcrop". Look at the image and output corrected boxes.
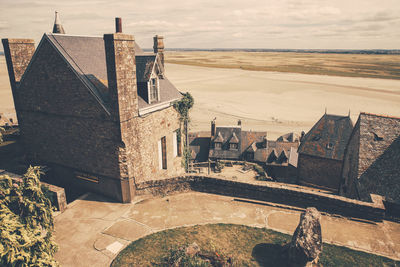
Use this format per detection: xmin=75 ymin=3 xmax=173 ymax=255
xmin=287 ymin=207 xmax=322 ymax=266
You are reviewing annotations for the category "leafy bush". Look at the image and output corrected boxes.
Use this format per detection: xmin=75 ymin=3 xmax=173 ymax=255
xmin=0 ymin=166 xmax=58 ymax=266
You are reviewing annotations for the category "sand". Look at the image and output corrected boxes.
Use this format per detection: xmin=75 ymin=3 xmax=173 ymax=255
xmin=1 ymin=55 xmax=399 ymax=139
xmin=165 ymin=63 xmax=400 ymax=138
xmin=166 ymin=51 xmax=400 ymax=80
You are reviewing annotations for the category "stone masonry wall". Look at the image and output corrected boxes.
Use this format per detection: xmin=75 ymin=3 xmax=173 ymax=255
xmin=297 ymin=154 xmax=342 ymax=193
xmin=357 ymin=114 xmax=400 ymax=203
xmin=104 ymin=33 xmax=139 ymax=202
xmin=10 ymin=37 xmax=126 ymax=201
xmin=358 ymin=114 xmax=400 ymax=177
xmin=132 ymin=106 xmax=184 ymax=184
xmin=2 ymin=38 xmax=36 ymax=126
xmin=340 ymin=119 xmax=360 ymax=199
xmin=136 ymin=175 xmax=386 ymax=222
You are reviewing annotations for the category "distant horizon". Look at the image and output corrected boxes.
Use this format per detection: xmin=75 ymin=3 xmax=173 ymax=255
xmin=2 ymin=48 xmax=400 ymax=55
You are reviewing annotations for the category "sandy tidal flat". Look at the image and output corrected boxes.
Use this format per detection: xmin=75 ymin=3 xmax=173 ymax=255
xmin=166 ymin=63 xmax=400 ymax=139
xmin=1 ymin=55 xmax=400 ymax=139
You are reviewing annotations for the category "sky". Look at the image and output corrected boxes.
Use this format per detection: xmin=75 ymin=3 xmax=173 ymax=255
xmin=0 ymin=0 xmax=399 ymax=50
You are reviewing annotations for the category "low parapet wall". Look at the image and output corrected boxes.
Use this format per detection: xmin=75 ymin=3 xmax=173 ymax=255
xmin=136 ymin=175 xmax=385 ymax=222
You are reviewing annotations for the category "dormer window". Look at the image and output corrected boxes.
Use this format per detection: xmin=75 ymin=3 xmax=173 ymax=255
xmin=215 ymin=142 xmax=222 ymax=149
xmin=230 ymin=143 xmax=238 ymax=150
xmin=150 ymin=78 xmax=159 ymax=103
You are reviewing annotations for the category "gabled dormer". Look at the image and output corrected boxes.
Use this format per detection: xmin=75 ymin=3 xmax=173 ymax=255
xmin=213 ymin=132 xmax=224 ymax=149
xmin=229 ymin=132 xmax=239 ymax=150
xmin=136 ymin=54 xmax=165 ymax=104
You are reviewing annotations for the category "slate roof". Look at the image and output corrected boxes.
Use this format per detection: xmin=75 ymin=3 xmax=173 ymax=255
xmin=348 ymin=112 xmax=400 ymax=203
xmin=136 ymin=55 xmax=156 ymax=83
xmin=265 ymin=140 xmax=299 ymax=166
xmin=277 ymin=132 xmax=300 ymax=142
xmin=209 ymin=126 xmax=242 ymax=159
xmin=44 ymin=33 xmax=180 ymax=114
xmin=298 ymin=114 xmax=353 ymax=160
xmin=229 ymin=132 xmax=239 ymax=143
xmin=188 ymin=132 xmax=211 ymax=162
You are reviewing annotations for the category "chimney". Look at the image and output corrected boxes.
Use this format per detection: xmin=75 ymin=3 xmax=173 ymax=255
xmin=153 ymin=35 xmax=164 ymax=66
xmin=104 ymin=19 xmax=138 ymax=202
xmin=52 ymin=11 xmax=65 ymax=34
xmin=2 ymin=39 xmax=35 ymax=91
xmin=211 ymin=120 xmax=216 ymax=137
xmin=104 ymin=32 xmax=138 ymax=121
xmin=115 ymin=17 xmax=122 ymax=33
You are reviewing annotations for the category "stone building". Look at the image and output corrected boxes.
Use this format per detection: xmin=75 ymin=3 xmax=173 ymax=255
xmin=2 ymin=16 xmax=184 ymax=202
xmin=208 ymin=120 xmax=267 ymax=161
xmin=297 ymin=113 xmax=353 ymax=192
xmin=205 ymin=120 xmax=299 ymax=179
xmin=340 ymin=112 xmax=400 ymax=204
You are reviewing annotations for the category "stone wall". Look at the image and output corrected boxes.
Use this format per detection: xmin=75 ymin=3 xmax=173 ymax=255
xmin=136 ymin=175 xmax=386 ymax=222
xmin=340 ymin=119 xmax=360 ymax=198
xmin=104 ymin=33 xmax=139 ymax=202
xmin=357 ymin=114 xmax=400 ymax=203
xmin=297 ymin=154 xmax=342 ymax=193
xmin=341 ymin=113 xmax=400 ymax=204
xmin=133 ymin=106 xmax=184 ymax=184
xmin=7 ymin=37 xmax=126 ymax=201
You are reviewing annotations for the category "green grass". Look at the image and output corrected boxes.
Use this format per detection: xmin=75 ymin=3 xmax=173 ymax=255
xmin=111 ymin=224 xmax=399 ymax=267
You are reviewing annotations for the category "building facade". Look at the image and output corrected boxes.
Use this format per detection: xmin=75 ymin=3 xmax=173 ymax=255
xmin=297 ymin=113 xmax=353 ymax=192
xmin=2 ymin=17 xmax=184 ymax=202
xmin=340 ymin=112 xmax=400 ymax=203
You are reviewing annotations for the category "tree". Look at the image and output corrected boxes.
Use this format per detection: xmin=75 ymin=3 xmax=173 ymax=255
xmin=0 ymin=127 xmax=5 ymax=143
xmin=174 ymin=92 xmax=194 ymax=171
xmin=0 ymin=166 xmax=58 ymax=266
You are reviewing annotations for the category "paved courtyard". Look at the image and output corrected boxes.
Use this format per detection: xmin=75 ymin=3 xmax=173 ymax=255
xmin=54 ymin=192 xmax=400 ymax=267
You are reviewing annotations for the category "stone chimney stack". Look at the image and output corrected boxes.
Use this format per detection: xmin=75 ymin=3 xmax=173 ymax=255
xmin=1 ymin=39 xmax=35 ymax=91
xmin=104 ymin=20 xmax=138 ymax=121
xmin=115 ymin=17 xmax=122 ymax=33
xmin=104 ymin=18 xmax=138 ymax=202
xmin=52 ymin=11 xmax=65 ymax=34
xmin=211 ymin=119 xmax=216 ymax=137
xmin=153 ymin=35 xmax=164 ymax=67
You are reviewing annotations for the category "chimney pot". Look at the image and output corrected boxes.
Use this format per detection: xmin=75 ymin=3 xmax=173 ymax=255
xmin=115 ymin=17 xmax=122 ymax=33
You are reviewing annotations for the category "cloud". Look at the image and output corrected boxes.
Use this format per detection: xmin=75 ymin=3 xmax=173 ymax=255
xmin=0 ymin=0 xmax=399 ymax=49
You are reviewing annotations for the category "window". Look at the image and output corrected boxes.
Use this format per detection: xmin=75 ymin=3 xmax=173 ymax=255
xmin=173 ymin=130 xmax=181 ymax=157
xmin=326 ymin=143 xmax=334 ymax=150
xmin=246 ymin=152 xmax=254 ymax=161
xmin=230 ymin=143 xmax=238 ymax=150
xmin=177 ymin=130 xmax=182 ymax=156
xmin=215 ymin=142 xmax=222 ymax=149
xmin=150 ymin=78 xmax=158 ymax=103
xmin=158 ymin=136 xmax=167 ymax=169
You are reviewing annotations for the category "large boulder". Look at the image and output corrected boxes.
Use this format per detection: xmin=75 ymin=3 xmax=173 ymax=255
xmin=288 ymin=207 xmax=322 ymax=266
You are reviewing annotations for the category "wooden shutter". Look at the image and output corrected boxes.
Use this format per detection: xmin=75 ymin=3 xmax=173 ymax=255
xmin=161 ymin=136 xmax=167 ymax=169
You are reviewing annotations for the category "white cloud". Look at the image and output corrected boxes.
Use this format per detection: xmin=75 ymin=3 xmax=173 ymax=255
xmin=0 ymin=0 xmax=399 ymax=49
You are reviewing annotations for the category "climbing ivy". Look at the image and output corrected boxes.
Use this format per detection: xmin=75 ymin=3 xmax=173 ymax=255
xmin=174 ymin=92 xmax=194 ymax=171
xmin=0 ymin=166 xmax=58 ymax=266
xmin=0 ymin=127 xmax=5 ymax=143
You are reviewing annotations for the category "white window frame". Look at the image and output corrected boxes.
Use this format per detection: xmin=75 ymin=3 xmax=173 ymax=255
xmin=173 ymin=131 xmax=178 ymax=157
xmin=158 ymin=139 xmax=163 ymax=170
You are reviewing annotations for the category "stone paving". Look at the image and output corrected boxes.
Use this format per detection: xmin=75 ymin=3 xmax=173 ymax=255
xmin=54 ymin=192 xmax=400 ymax=267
